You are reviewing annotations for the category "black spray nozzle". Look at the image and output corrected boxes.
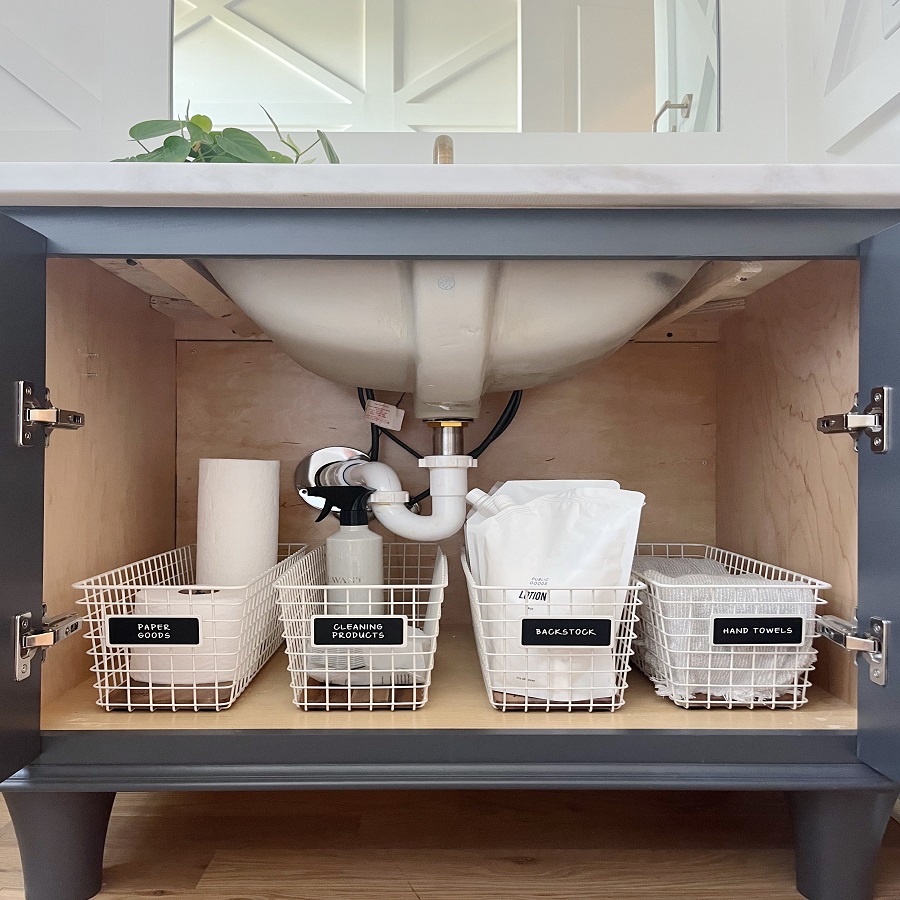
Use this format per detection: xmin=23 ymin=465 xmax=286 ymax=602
xmin=304 ymin=486 xmax=375 ymax=526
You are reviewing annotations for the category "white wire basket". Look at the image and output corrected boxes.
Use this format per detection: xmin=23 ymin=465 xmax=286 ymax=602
xmin=632 ymin=543 xmax=829 ymax=710
xmin=463 ymin=552 xmax=643 ymax=712
xmin=276 ymin=543 xmax=448 ymax=711
xmin=75 ymin=544 xmax=307 ymax=712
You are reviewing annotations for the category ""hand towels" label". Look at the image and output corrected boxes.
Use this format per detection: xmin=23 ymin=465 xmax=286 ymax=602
xmin=711 ymin=616 xmax=805 ymax=646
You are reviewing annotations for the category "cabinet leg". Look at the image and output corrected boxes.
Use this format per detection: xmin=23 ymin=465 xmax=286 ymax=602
xmin=787 ymin=788 xmax=899 ymax=900
xmin=2 ymin=791 xmax=116 ymax=900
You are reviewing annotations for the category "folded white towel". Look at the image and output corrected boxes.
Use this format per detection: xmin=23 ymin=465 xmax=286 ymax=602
xmin=631 ymin=556 xmax=730 ymax=578
xmin=637 ymin=570 xmax=817 ymax=704
xmin=303 ymin=627 xmax=433 ymax=686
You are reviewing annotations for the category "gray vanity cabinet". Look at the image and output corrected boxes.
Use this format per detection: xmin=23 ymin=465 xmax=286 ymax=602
xmin=0 ymin=214 xmax=46 ymax=782
xmin=2 ymin=206 xmax=900 ymax=900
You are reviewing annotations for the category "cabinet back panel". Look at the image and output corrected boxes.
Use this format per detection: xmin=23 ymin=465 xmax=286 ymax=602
xmin=176 ymin=341 xmax=716 ymax=624
xmin=42 ymin=260 xmax=176 ymax=705
xmin=717 ymin=261 xmax=859 ymax=705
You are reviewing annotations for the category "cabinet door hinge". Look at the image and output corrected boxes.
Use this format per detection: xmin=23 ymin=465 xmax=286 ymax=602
xmin=817 ymin=387 xmax=888 ymax=453
xmin=16 ymin=381 xmax=85 ymax=448
xmin=817 ymin=615 xmax=889 ymax=685
xmin=14 ymin=608 xmax=82 ymax=681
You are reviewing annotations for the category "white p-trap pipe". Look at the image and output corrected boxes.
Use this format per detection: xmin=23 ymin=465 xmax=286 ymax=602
xmin=338 ymin=456 xmax=476 ymax=542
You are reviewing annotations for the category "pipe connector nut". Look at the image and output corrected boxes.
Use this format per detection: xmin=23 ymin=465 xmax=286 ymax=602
xmin=368 ymin=490 xmax=410 ymax=505
xmin=419 ymin=455 xmax=477 ymax=469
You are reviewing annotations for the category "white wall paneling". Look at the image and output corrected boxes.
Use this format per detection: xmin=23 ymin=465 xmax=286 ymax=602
xmin=520 ymin=0 xmax=659 ymax=134
xmin=0 ymin=1 xmax=172 ymax=162
xmin=786 ymin=0 xmax=900 ymax=161
xmin=8 ymin=0 xmax=895 ymax=164
xmin=173 ymin=0 xmax=519 ymax=133
xmin=819 ymin=0 xmax=900 ymax=153
xmin=177 ymin=0 xmax=717 ymax=138
xmin=173 ymin=0 xmax=782 ymax=163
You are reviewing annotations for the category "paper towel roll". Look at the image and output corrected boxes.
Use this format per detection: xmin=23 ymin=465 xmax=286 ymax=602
xmin=195 ymin=458 xmax=280 ymax=586
xmin=128 ymin=586 xmax=245 ymax=686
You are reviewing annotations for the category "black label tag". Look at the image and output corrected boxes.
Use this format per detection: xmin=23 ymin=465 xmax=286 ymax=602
xmin=711 ymin=616 xmax=805 ymax=646
xmin=311 ymin=615 xmax=408 ymax=648
xmin=106 ymin=616 xmax=201 ymax=647
xmin=521 ymin=618 xmax=613 ymax=647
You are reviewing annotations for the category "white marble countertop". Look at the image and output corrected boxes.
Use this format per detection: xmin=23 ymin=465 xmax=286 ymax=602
xmin=0 ymin=163 xmax=899 ymax=209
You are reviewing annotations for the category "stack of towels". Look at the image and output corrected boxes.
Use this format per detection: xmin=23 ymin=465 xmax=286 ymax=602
xmin=631 ymin=556 xmax=817 ymax=704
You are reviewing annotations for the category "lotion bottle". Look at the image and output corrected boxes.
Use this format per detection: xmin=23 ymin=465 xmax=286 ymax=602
xmin=305 ymin=486 xmax=385 ymax=616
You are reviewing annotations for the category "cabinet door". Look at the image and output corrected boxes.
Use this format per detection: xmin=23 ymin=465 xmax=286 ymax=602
xmin=858 ymin=221 xmax=900 ymax=781
xmin=0 ymin=214 xmax=46 ymax=781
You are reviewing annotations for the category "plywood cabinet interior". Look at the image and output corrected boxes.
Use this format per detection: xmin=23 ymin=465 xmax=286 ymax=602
xmin=718 ymin=260 xmax=859 ymax=705
xmin=39 ymin=258 xmax=860 ymax=728
xmin=42 ymin=260 xmax=175 ymax=704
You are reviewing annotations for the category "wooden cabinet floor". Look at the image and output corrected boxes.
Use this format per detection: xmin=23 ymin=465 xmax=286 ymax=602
xmin=3 ymin=791 xmax=900 ymax=899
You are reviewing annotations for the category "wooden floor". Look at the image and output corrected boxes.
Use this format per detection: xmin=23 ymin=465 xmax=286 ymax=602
xmin=43 ymin=628 xmax=857 ymax=732
xmin=3 ymin=790 xmax=900 ymax=898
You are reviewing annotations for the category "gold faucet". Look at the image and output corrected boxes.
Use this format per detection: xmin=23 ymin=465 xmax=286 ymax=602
xmin=433 ymin=135 xmax=454 ymax=164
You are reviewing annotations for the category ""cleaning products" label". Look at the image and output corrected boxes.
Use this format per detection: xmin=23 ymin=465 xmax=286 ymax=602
xmin=312 ymin=615 xmax=408 ymax=648
xmin=520 ymin=618 xmax=613 ymax=647
xmin=711 ymin=616 xmax=805 ymax=646
xmin=105 ymin=616 xmax=202 ymax=647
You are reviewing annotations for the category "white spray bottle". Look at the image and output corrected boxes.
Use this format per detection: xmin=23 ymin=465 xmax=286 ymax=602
xmin=305 ymin=486 xmax=385 ymax=616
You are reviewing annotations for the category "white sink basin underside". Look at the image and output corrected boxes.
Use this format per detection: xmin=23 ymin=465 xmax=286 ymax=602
xmin=204 ymin=259 xmax=702 ymax=419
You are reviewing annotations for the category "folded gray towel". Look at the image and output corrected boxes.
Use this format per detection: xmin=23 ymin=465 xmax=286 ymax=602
xmin=632 ymin=556 xmax=730 ymax=578
xmin=636 ymin=570 xmax=817 ymax=704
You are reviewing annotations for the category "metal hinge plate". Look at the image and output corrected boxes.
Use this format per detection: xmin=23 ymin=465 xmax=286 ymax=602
xmin=817 ymin=615 xmax=889 ymax=685
xmin=16 ymin=381 xmax=85 ymax=448
xmin=14 ymin=609 xmax=82 ymax=681
xmin=817 ymin=387 xmax=889 ymax=453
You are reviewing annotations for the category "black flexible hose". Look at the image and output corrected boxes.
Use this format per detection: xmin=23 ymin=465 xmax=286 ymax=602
xmin=381 ymin=429 xmax=425 ymax=460
xmin=470 ymin=390 xmax=522 ymax=459
xmin=358 ymin=388 xmax=380 ymax=461
xmin=353 ymin=387 xmax=523 ymax=507
xmin=407 ymin=390 xmax=524 ymax=508
xmin=408 ymin=487 xmax=431 ymax=507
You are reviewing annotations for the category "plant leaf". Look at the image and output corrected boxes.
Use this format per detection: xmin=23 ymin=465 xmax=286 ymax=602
xmin=128 ymin=119 xmax=184 ymax=141
xmin=159 ymin=135 xmax=193 ymax=161
xmin=207 ymin=153 xmax=245 ymax=163
xmin=260 ymin=106 xmax=284 ymax=140
xmin=317 ymin=130 xmax=340 ymax=164
xmin=215 ymin=128 xmax=273 ymax=163
xmin=260 ymin=106 xmax=302 ymax=162
xmin=184 ymin=121 xmax=209 ymax=144
xmin=114 ymin=136 xmax=191 ymax=163
xmin=190 ymin=114 xmax=213 ymax=133
xmin=294 ymin=135 xmax=321 ymax=158
xmin=268 ymin=151 xmax=294 ymax=163
xmin=185 ymin=120 xmax=209 ymax=145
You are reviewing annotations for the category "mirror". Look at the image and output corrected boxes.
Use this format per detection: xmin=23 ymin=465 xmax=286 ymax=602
xmin=173 ymin=0 xmax=719 ymax=135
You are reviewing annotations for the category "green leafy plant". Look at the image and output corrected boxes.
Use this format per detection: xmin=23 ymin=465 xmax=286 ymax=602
xmin=115 ymin=105 xmax=339 ymax=164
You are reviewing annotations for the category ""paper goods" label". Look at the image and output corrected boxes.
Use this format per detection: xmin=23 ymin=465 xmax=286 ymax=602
xmin=106 ymin=616 xmax=202 ymax=647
